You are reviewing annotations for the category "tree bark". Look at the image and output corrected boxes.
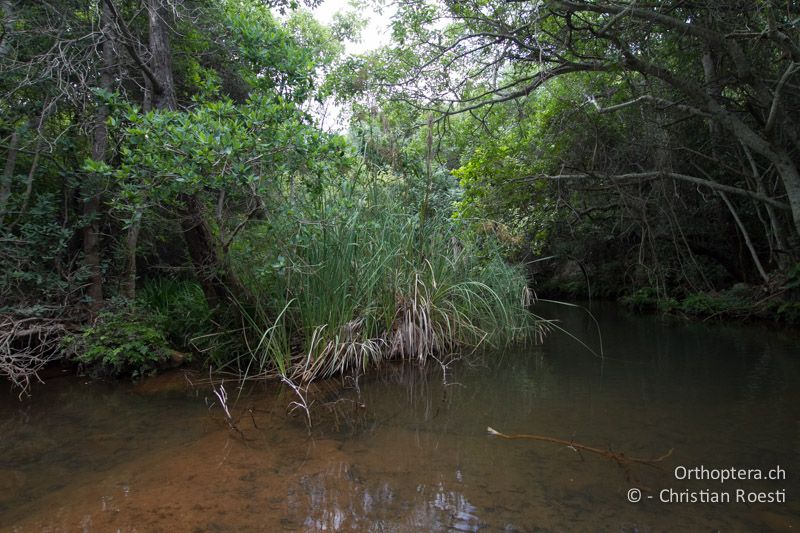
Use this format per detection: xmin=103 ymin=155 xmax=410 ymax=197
xmin=0 ymin=0 xmax=13 ymax=61
xmin=137 ymin=0 xmax=255 ymax=314
xmin=0 ymin=129 xmax=19 ymax=226
xmin=83 ymin=0 xmax=115 ymax=314
xmin=122 ymin=208 xmax=142 ymax=299
xmin=772 ymin=158 xmax=800 ymax=240
xmin=147 ymin=0 xmax=176 ymax=111
xmin=178 ymin=193 xmax=250 ymax=309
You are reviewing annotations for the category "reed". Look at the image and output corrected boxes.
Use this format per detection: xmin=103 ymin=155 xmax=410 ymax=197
xmin=231 ymin=182 xmax=541 ymax=381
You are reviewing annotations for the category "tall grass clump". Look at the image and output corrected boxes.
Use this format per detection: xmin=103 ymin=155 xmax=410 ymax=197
xmin=230 ymin=180 xmax=541 ymax=381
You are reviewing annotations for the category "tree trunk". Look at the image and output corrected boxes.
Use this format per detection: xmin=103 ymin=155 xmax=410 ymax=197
xmin=122 ymin=208 xmax=142 ymax=299
xmin=2 ymin=100 xmax=53 ymax=229
xmin=8 ymin=136 xmax=41 ymax=231
xmin=178 ymin=193 xmax=250 ymax=310
xmin=773 ymin=156 xmax=800 ymax=242
xmin=147 ymin=0 xmax=176 ymax=111
xmin=144 ymin=0 xmax=255 ymax=315
xmin=741 ymin=143 xmax=792 ymax=267
xmin=701 ymin=46 xmax=724 ymax=162
xmin=702 ymin=97 xmax=800 ymax=238
xmin=0 ymin=128 xmax=19 ymax=226
xmin=83 ymin=0 xmax=114 ymax=314
xmin=0 ymin=0 xmax=13 ymax=61
xmin=103 ymin=0 xmax=172 ymax=299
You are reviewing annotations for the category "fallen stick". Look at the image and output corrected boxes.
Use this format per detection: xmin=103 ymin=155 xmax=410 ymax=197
xmin=487 ymin=426 xmax=673 ymax=469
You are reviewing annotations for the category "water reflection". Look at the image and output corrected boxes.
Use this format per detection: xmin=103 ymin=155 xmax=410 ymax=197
xmin=2 ymin=303 xmax=799 ymax=530
xmin=287 ymin=458 xmax=486 ymax=532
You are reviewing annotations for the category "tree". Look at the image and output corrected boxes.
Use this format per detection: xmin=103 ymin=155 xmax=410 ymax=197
xmin=377 ymin=0 xmax=799 ymax=285
xmin=0 ymin=0 xmax=343 ymax=312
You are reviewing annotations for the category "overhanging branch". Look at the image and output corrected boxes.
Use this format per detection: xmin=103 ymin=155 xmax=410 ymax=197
xmin=588 ymin=94 xmax=710 ymax=118
xmin=421 ymin=61 xmax=608 ymax=123
xmin=520 ymin=171 xmax=790 ymax=211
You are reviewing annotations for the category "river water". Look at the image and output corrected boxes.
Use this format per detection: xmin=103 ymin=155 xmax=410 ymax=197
xmin=1 ymin=302 xmax=798 ymax=531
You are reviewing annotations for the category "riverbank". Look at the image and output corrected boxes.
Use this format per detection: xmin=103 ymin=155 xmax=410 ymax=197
xmin=536 ymin=269 xmax=800 ymax=326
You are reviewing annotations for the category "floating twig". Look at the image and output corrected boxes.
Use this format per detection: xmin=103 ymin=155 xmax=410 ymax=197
xmin=487 ymin=427 xmax=673 ymax=470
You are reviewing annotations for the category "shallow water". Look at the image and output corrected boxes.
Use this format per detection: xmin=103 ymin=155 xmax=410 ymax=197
xmin=1 ymin=302 xmax=798 ymax=531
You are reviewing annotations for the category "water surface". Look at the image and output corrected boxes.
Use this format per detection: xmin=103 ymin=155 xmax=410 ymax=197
xmin=2 ymin=302 xmax=798 ymax=531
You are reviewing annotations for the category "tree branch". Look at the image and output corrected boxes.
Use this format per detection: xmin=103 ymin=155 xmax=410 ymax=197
xmin=222 ymin=206 xmax=260 ymax=254
xmin=551 ymin=1 xmax=723 ymax=47
xmin=765 ymin=61 xmax=800 ymax=134
xmin=717 ymin=191 xmax=769 ymax=282
xmin=102 ymin=0 xmax=164 ymax=95
xmin=423 ymin=62 xmax=609 ymax=122
xmin=488 ymin=426 xmax=673 ymax=469
xmin=588 ymin=94 xmax=709 ymax=118
xmin=519 ymin=171 xmax=790 ymax=211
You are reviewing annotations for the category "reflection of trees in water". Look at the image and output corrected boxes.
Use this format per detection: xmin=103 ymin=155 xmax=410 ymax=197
xmin=271 ymin=345 xmax=560 ymax=439
xmin=287 ymin=461 xmax=484 ymax=531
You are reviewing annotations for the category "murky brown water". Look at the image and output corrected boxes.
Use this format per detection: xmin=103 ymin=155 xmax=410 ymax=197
xmin=1 ymin=303 xmax=798 ymax=531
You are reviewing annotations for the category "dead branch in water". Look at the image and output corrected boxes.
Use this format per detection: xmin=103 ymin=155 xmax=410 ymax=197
xmin=487 ymin=427 xmax=673 ymax=471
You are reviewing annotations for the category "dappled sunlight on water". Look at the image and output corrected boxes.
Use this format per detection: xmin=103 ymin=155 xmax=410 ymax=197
xmin=1 ymin=303 xmax=799 ymax=530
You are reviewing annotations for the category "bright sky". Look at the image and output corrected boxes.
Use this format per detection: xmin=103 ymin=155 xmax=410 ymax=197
xmin=312 ymin=0 xmax=394 ymax=55
xmin=306 ymin=1 xmax=394 ymax=131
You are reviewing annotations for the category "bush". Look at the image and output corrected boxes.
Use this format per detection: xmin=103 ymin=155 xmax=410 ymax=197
xmin=774 ymin=301 xmax=800 ymax=323
xmin=63 ymin=300 xmax=172 ymax=378
xmin=0 ymin=194 xmax=80 ymax=308
xmin=679 ymin=293 xmax=727 ymax=316
xmin=621 ymin=287 xmax=671 ymax=312
xmin=138 ymin=278 xmax=212 ymax=350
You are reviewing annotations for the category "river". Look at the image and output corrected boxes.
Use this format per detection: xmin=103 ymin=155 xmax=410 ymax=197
xmin=1 ymin=302 xmax=798 ymax=531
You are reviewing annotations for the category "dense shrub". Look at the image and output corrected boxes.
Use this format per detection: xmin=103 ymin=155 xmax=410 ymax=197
xmin=63 ymin=300 xmax=172 ymax=378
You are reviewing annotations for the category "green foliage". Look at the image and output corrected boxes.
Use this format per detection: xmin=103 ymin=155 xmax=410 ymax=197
xmin=0 ymin=193 xmax=81 ymax=308
xmin=137 ymin=279 xmax=212 ymax=350
xmin=229 ymin=175 xmax=539 ymax=379
xmin=64 ymin=301 xmax=172 ymax=378
xmin=773 ymin=301 xmax=800 ymax=324
xmin=622 ymin=288 xmax=749 ymax=318
xmin=448 ymin=76 xmax=619 ymax=257
xmin=106 ymin=94 xmax=348 ymax=228
xmin=621 ymin=287 xmax=677 ymax=313
xmin=220 ymin=0 xmax=316 ymax=100
xmin=783 ymin=263 xmax=800 ymax=290
xmin=9 ymin=0 xmax=799 ymax=397
xmin=373 ymin=0 xmax=800 ymax=303
xmin=678 ymin=293 xmax=731 ymax=317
